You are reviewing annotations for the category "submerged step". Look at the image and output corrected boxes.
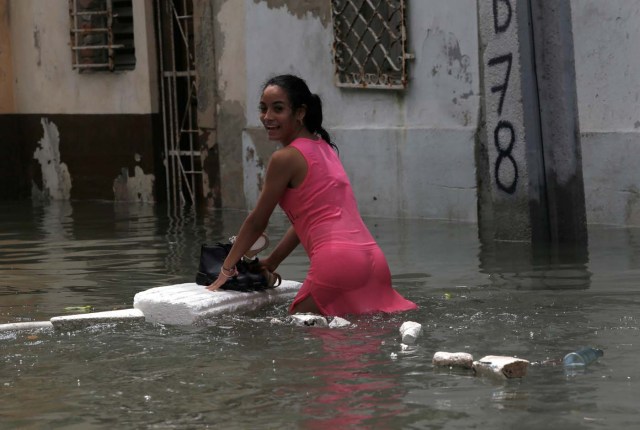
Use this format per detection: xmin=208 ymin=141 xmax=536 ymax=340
xmin=50 ymin=308 xmax=145 ymax=331
xmin=133 ymin=280 xmax=303 ymax=325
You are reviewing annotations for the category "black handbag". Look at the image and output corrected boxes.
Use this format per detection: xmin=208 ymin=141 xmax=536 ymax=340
xmin=195 ymin=242 xmax=280 ymax=292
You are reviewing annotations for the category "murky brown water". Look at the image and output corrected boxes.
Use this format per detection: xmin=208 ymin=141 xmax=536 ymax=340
xmin=1 ymin=200 xmax=639 ymax=429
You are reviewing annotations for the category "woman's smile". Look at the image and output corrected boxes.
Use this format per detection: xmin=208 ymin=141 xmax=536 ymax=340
xmin=259 ymin=85 xmax=301 ymax=145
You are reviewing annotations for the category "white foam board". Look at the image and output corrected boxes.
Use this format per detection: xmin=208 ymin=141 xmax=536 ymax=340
xmin=50 ymin=308 xmax=145 ymax=330
xmin=133 ymin=280 xmax=302 ymax=325
xmin=0 ymin=321 xmax=54 ymax=332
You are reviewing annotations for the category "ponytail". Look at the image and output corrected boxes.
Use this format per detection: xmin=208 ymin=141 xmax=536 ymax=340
xmin=305 ymin=94 xmax=338 ymax=153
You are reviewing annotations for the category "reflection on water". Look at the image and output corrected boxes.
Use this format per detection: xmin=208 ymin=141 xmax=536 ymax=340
xmin=478 ymin=237 xmax=592 ymax=290
xmin=1 ymin=200 xmax=640 ymax=429
xmin=301 ymin=321 xmax=408 ymax=428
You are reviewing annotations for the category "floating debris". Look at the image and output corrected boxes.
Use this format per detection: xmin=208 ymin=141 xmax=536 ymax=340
xmin=473 ymin=355 xmax=530 ymax=379
xmin=432 ymin=351 xmax=474 ymax=369
xmin=399 ymin=321 xmax=422 ymax=344
xmin=563 ymin=347 xmax=604 ymax=367
xmin=63 ymin=306 xmax=93 ymax=313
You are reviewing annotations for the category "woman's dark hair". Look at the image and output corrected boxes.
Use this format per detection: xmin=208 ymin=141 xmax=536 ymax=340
xmin=262 ymin=74 xmax=338 ymax=152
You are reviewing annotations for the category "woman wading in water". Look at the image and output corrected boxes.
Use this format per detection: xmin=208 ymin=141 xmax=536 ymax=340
xmin=207 ymin=74 xmax=417 ymax=316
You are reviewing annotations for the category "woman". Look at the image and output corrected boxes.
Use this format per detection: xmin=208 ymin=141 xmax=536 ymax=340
xmin=207 ymin=74 xmax=417 ymax=316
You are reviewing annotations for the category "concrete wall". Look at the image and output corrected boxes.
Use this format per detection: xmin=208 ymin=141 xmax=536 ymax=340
xmin=572 ymin=0 xmax=640 ymax=226
xmin=0 ymin=0 xmax=15 ymax=113
xmin=233 ymin=0 xmax=640 ymax=227
xmin=4 ymin=0 xmax=640 ymax=227
xmin=213 ymin=0 xmax=248 ymax=210
xmin=240 ymin=0 xmax=480 ymax=221
xmin=0 ymin=0 xmax=162 ymax=202
xmin=476 ymin=0 xmax=541 ymax=242
xmin=9 ymin=0 xmax=158 ymax=114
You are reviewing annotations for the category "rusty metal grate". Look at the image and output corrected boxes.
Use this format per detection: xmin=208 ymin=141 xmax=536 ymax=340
xmin=331 ymin=0 xmax=411 ymax=89
xmin=69 ymin=0 xmax=136 ymax=72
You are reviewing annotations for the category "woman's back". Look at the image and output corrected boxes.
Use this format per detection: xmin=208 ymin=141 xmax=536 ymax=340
xmin=279 ymin=137 xmax=375 ymax=254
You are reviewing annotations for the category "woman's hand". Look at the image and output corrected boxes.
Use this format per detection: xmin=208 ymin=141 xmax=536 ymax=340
xmin=206 ymin=273 xmax=229 ymax=292
xmin=259 ymin=255 xmax=278 ymax=273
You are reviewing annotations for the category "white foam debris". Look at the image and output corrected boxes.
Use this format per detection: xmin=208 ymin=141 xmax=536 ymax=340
xmin=472 ymin=355 xmax=530 ymax=379
xmin=0 ymin=321 xmax=54 ymax=332
xmin=328 ymin=316 xmax=352 ymax=328
xmin=133 ymin=281 xmax=302 ymax=325
xmin=432 ymin=351 xmax=474 ymax=368
xmin=50 ymin=308 xmax=145 ymax=331
xmin=399 ymin=321 xmax=422 ymax=344
xmin=289 ymin=314 xmax=329 ymax=327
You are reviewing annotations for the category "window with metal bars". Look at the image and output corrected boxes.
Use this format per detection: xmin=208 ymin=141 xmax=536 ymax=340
xmin=331 ymin=0 xmax=411 ymax=89
xmin=69 ymin=0 xmax=136 ymax=72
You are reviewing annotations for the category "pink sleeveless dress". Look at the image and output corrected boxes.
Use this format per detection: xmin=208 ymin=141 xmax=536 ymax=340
xmin=279 ymin=137 xmax=417 ymax=316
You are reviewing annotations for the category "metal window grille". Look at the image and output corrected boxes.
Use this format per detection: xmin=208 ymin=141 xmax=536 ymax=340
xmin=69 ymin=0 xmax=136 ymax=72
xmin=331 ymin=0 xmax=411 ymax=89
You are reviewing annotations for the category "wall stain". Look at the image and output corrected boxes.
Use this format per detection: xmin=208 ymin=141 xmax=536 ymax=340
xmin=33 ymin=26 xmax=41 ymax=66
xmin=624 ymin=185 xmax=640 ymax=225
xmin=253 ymin=0 xmax=331 ymax=27
xmin=424 ymin=28 xmax=473 ymax=84
xmin=217 ymin=99 xmax=247 ymax=208
xmin=199 ymin=129 xmax=221 ymax=208
xmin=422 ymin=28 xmax=474 ymax=125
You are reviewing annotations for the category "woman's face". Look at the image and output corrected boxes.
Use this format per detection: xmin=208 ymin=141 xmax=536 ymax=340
xmin=259 ymin=85 xmax=303 ymax=145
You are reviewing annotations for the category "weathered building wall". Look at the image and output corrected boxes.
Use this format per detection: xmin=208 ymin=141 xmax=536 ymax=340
xmin=233 ymin=0 xmax=640 ymax=227
xmin=193 ymin=1 xmax=220 ymax=208
xmin=0 ymin=0 xmax=14 ymax=113
xmin=5 ymin=0 xmax=639 ymax=227
xmin=213 ymin=0 xmax=247 ymax=210
xmin=0 ymin=0 xmax=161 ymax=202
xmin=572 ymin=0 xmax=640 ymax=226
xmin=240 ymin=0 xmax=480 ymax=221
xmin=476 ymin=0 xmax=541 ymax=242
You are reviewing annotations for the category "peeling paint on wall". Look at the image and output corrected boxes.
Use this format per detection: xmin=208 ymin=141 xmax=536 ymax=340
xmin=242 ymin=127 xmax=280 ymax=209
xmin=253 ymin=0 xmax=331 ymax=27
xmin=113 ymin=162 xmax=155 ymax=203
xmin=33 ymin=118 xmax=72 ymax=201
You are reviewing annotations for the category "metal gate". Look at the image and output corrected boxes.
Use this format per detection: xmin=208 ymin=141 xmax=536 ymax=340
xmin=156 ymin=0 xmax=201 ymax=209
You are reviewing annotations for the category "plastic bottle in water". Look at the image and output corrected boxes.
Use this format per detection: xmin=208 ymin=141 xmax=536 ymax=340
xmin=562 ymin=347 xmax=604 ymax=367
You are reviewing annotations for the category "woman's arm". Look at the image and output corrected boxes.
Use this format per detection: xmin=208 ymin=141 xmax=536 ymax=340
xmin=261 ymin=226 xmax=300 ymax=272
xmin=207 ymin=147 xmax=305 ymax=291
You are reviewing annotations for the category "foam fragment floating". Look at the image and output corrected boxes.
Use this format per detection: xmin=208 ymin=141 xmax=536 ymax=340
xmin=472 ymin=355 xmax=530 ymax=379
xmin=133 ymin=281 xmax=302 ymax=325
xmin=399 ymin=321 xmax=422 ymax=344
xmin=432 ymin=351 xmax=474 ymax=368
xmin=289 ymin=314 xmax=328 ymax=327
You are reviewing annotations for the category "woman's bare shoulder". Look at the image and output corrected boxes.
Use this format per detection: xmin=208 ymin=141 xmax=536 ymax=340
xmin=271 ymin=145 xmax=305 ymax=164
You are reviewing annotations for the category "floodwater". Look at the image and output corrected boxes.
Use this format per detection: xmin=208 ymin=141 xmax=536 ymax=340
xmin=1 ymin=200 xmax=639 ymax=429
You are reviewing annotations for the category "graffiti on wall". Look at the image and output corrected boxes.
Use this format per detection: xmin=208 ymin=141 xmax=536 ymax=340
xmin=487 ymin=0 xmax=518 ymax=195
